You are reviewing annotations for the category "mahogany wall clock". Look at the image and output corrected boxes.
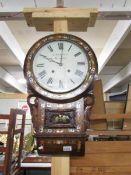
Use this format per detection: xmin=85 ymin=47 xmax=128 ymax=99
xmin=24 ymin=33 xmax=98 ymax=156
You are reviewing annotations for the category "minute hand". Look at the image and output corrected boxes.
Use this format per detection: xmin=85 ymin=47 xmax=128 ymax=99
xmin=40 ymin=54 xmax=60 ymax=65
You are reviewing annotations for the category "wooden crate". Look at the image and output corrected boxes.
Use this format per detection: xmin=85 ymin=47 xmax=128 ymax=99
xmin=105 ymin=101 xmax=126 ymax=114
xmin=70 ymin=112 xmax=131 ymax=175
xmin=71 ymin=141 xmax=131 ymax=175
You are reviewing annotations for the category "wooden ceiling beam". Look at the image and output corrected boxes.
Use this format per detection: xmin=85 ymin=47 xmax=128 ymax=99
xmin=1 ymin=11 xmax=131 ymax=21
xmin=0 ymin=21 xmax=25 ymax=67
xmin=99 ymin=20 xmax=131 ymax=92
xmin=98 ymin=20 xmax=131 ymax=73
xmin=103 ymin=62 xmax=131 ymax=92
xmin=0 ymin=21 xmax=27 ymax=93
xmin=23 ymin=8 xmax=97 ymax=32
xmin=0 ymin=66 xmax=26 ymax=93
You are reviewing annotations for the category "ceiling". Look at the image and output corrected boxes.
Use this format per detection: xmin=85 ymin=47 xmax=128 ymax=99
xmin=0 ymin=0 xmax=131 ymax=98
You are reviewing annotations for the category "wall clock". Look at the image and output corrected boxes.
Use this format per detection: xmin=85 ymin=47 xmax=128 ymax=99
xmin=24 ymin=33 xmax=97 ymax=103
xmin=24 ymin=33 xmax=98 ymax=156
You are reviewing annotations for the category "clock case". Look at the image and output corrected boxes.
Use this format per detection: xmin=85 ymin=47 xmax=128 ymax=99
xmin=24 ymin=33 xmax=98 ymax=156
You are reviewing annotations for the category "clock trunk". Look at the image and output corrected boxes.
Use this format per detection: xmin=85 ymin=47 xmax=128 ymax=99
xmin=27 ymin=97 xmax=91 ymax=155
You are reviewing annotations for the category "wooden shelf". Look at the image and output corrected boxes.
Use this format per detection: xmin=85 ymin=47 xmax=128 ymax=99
xmin=90 ymin=113 xmax=131 ymax=119
xmin=87 ymin=129 xmax=131 ymax=136
xmin=89 ymin=113 xmax=131 ymax=132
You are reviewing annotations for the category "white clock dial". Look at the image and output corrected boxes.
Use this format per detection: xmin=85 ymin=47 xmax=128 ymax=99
xmin=24 ymin=34 xmax=98 ymax=102
xmin=32 ymin=40 xmax=89 ymax=93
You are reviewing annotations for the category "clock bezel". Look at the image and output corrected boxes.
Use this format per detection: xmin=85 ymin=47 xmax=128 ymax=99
xmin=24 ymin=33 xmax=98 ymax=103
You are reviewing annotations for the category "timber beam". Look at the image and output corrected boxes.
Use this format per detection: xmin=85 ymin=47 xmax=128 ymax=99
xmin=23 ymin=8 xmax=97 ymax=32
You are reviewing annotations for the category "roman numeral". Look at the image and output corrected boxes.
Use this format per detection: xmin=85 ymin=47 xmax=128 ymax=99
xmin=59 ymin=80 xmax=63 ymax=89
xmin=47 ymin=77 xmax=53 ymax=84
xmin=47 ymin=45 xmax=53 ymax=52
xmin=68 ymin=45 xmax=72 ymax=52
xmin=36 ymin=63 xmax=44 ymax=67
xmin=75 ymin=69 xmax=83 ymax=77
xmin=58 ymin=42 xmax=63 ymax=50
xmin=70 ymin=79 xmax=75 ymax=84
xmin=77 ymin=62 xmax=85 ymax=65
xmin=38 ymin=70 xmax=46 ymax=79
xmin=74 ymin=52 xmax=81 ymax=57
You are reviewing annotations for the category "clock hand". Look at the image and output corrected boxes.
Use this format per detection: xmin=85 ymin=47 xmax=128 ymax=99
xmin=51 ymin=59 xmax=61 ymax=65
xmin=40 ymin=54 xmax=60 ymax=65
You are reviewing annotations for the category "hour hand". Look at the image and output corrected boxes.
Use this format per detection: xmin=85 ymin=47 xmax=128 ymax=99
xmin=40 ymin=54 xmax=60 ymax=65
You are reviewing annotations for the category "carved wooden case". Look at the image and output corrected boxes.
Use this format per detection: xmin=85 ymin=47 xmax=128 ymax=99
xmin=24 ymin=33 xmax=98 ymax=156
